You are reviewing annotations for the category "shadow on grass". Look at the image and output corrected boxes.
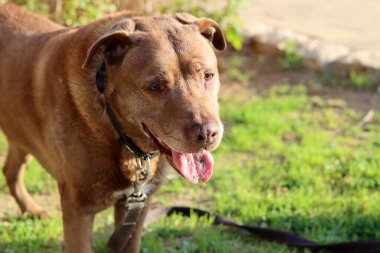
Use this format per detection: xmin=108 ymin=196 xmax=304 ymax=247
xmin=242 ymin=214 xmax=380 ymax=244
xmin=0 ymin=208 xmax=380 ymax=253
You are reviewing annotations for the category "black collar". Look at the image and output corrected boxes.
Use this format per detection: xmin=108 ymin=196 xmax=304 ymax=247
xmin=95 ymin=62 xmax=159 ymax=160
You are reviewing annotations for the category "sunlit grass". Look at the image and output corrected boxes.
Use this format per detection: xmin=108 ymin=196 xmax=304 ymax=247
xmin=1 ymin=84 xmax=379 ymax=252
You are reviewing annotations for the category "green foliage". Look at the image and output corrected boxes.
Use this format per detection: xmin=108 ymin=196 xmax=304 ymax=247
xmin=6 ymin=0 xmax=118 ymax=26
xmin=213 ymin=85 xmax=380 ymax=243
xmin=316 ymin=69 xmax=377 ymax=90
xmin=227 ymin=55 xmax=255 ymax=84
xmin=6 ymin=0 xmax=246 ymax=50
xmin=278 ymin=41 xmax=304 ymax=70
xmin=349 ymin=70 xmax=376 ymax=90
xmin=24 ymin=160 xmax=57 ymax=194
xmin=58 ymin=0 xmax=117 ymax=26
xmin=10 ymin=0 xmax=49 ymax=16
xmin=0 ymin=133 xmax=7 ymax=155
xmin=219 ymin=0 xmax=247 ymax=50
xmin=0 ymin=217 xmax=63 ymax=253
xmin=158 ymin=0 xmax=247 ymax=50
xmin=141 ymin=214 xmax=260 ymax=253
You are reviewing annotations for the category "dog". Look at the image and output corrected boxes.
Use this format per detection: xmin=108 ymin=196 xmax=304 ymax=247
xmin=0 ymin=4 xmax=225 ymax=252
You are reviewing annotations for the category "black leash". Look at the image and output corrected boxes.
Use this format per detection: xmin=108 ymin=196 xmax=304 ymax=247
xmin=108 ymin=194 xmax=148 ymax=252
xmin=146 ymin=206 xmax=380 ymax=253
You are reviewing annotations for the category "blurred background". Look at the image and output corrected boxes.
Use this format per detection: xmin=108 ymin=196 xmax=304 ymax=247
xmin=0 ymin=1 xmax=379 ymax=252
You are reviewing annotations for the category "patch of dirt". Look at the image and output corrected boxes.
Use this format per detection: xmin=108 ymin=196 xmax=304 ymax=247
xmin=217 ymin=46 xmax=380 ymax=112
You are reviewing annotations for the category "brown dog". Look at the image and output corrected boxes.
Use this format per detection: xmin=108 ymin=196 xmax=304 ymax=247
xmin=0 ymin=4 xmax=225 ymax=253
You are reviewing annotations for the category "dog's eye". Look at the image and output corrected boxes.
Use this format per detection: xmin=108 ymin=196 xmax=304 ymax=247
xmin=204 ymin=72 xmax=214 ymax=88
xmin=204 ymin=72 xmax=214 ymax=82
xmin=147 ymin=83 xmax=162 ymax=92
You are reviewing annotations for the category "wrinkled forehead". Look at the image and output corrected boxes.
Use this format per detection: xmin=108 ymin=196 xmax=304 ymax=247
xmin=130 ymin=16 xmax=217 ymax=74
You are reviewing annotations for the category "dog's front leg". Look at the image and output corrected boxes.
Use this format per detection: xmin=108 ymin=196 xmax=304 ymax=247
xmin=114 ymin=198 xmax=151 ymax=253
xmin=60 ymin=186 xmax=95 ymax=253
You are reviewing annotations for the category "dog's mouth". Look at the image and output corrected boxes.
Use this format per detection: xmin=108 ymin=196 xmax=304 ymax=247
xmin=142 ymin=124 xmax=213 ymax=184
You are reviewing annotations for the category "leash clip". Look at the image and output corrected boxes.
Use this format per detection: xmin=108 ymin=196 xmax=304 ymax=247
xmin=131 ymin=156 xmax=151 ymax=199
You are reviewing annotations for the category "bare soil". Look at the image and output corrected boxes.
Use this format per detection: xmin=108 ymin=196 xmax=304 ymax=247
xmin=218 ymin=46 xmax=380 ymax=112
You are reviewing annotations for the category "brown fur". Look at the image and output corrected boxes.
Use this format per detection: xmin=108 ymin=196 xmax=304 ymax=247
xmin=0 ymin=4 xmax=225 ymax=253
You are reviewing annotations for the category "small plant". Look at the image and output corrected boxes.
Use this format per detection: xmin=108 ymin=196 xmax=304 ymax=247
xmin=227 ymin=55 xmax=255 ymax=84
xmin=220 ymin=0 xmax=247 ymax=50
xmin=349 ymin=70 xmax=376 ymax=90
xmin=278 ymin=41 xmax=303 ymax=70
xmin=318 ymin=70 xmax=344 ymax=87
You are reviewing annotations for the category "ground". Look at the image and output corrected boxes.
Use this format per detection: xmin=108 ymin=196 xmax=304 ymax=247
xmin=242 ymin=0 xmax=380 ymax=51
xmin=0 ymin=46 xmax=379 ymax=253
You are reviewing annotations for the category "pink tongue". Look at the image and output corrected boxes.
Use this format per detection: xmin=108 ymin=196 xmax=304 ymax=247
xmin=171 ymin=150 xmax=214 ymax=184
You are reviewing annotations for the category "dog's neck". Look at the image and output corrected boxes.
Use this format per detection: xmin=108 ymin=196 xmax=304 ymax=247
xmin=95 ymin=61 xmax=159 ymax=160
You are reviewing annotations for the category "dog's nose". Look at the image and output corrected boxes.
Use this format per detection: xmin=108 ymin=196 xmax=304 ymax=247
xmin=191 ymin=122 xmax=219 ymax=148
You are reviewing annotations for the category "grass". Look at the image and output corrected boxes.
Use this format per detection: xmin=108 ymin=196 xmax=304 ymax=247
xmin=227 ymin=55 xmax=256 ymax=84
xmin=1 ymin=84 xmax=380 ymax=252
xmin=0 ymin=133 xmax=7 ymax=155
xmin=349 ymin=70 xmax=376 ymax=90
xmin=317 ymin=69 xmax=378 ymax=90
xmin=278 ymin=41 xmax=304 ymax=70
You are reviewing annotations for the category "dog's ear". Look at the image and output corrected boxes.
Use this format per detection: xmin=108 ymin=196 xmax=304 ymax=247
xmin=175 ymin=13 xmax=227 ymax=51
xmin=196 ymin=18 xmax=226 ymax=51
xmin=82 ymin=21 xmax=140 ymax=70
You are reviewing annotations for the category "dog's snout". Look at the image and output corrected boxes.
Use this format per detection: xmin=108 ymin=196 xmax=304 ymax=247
xmin=191 ymin=122 xmax=219 ymax=148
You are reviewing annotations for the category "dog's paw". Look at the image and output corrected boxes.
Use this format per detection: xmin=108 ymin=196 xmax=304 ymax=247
xmin=24 ymin=209 xmax=50 ymax=219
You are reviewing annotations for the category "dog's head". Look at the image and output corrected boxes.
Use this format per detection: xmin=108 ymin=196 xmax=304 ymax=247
xmin=83 ymin=13 xmax=226 ymax=184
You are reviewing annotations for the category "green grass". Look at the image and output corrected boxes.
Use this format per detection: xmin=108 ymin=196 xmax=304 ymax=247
xmin=227 ymin=55 xmax=256 ymax=84
xmin=278 ymin=41 xmax=304 ymax=70
xmin=349 ymin=70 xmax=376 ymax=90
xmin=0 ymin=133 xmax=7 ymax=154
xmin=1 ymin=84 xmax=380 ymax=252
